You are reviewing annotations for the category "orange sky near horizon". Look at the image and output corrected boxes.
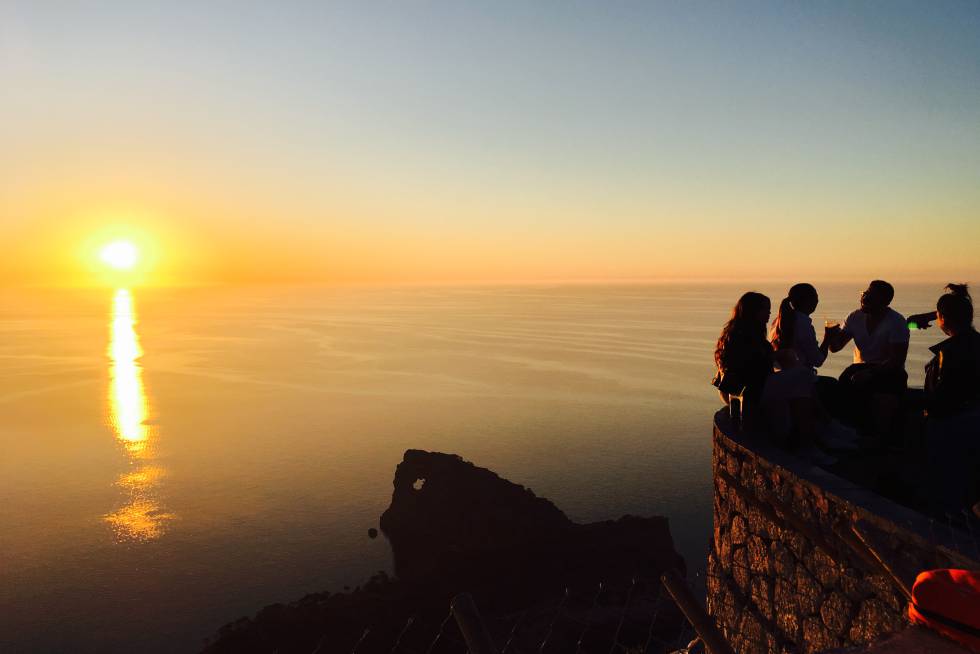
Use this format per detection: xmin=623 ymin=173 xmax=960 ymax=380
xmin=4 ymin=161 xmax=979 ymax=289
xmin=6 ymin=187 xmax=977 ymax=289
xmin=3 ymin=3 xmax=979 ymax=289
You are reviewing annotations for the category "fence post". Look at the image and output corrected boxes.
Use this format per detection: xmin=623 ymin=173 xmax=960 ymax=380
xmin=661 ymin=570 xmax=734 ymax=654
xmin=451 ymin=592 xmax=499 ymax=654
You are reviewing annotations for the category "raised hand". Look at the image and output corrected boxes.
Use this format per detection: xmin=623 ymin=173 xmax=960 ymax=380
xmin=907 ymin=311 xmax=937 ymax=330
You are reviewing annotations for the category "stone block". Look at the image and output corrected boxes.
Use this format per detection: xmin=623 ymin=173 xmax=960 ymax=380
xmin=714 ymin=523 xmax=724 ymax=555
xmin=712 ymin=579 xmax=741 ymax=631
xmin=785 ymin=531 xmax=808 ymax=561
xmin=726 ymin=452 xmax=741 ymax=478
xmin=736 ymin=610 xmax=767 ymax=654
xmin=733 ymin=546 xmax=751 ymax=594
xmin=866 ymin=575 xmax=903 ymax=613
xmin=715 ymin=494 xmax=732 ymax=525
xmin=847 ymin=598 xmax=906 ymax=645
xmin=751 ymin=575 xmax=774 ymax=621
xmin=748 ymin=535 xmax=771 ymax=576
xmin=764 ymin=517 xmax=783 ymax=541
xmin=732 ymin=514 xmax=749 ymax=545
xmin=747 ymin=504 xmax=779 ymax=540
xmin=813 ymin=490 xmax=830 ymax=517
xmin=771 ymin=541 xmax=795 ymax=578
xmin=795 ymin=564 xmax=822 ymax=616
xmin=818 ymin=591 xmax=852 ymax=637
xmin=840 ymin=569 xmax=872 ymax=603
xmin=707 ymin=565 xmax=720 ymax=598
xmin=807 ymin=547 xmax=841 ymax=589
xmin=740 ymin=474 xmax=757 ymax=499
xmin=803 ymin=616 xmax=840 ymax=654
xmin=773 ymin=579 xmax=800 ymax=642
xmin=733 ymin=493 xmax=747 ymax=516
xmin=717 ymin=530 xmax=732 ymax=568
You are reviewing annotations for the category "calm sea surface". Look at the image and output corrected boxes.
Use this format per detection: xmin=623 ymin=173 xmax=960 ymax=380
xmin=0 ymin=283 xmax=947 ymax=653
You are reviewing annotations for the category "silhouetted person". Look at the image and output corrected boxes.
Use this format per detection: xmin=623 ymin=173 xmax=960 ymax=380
xmin=828 ymin=280 xmax=909 ymax=440
xmin=713 ymin=292 xmax=773 ymax=411
xmin=714 ymin=292 xmax=840 ymax=463
xmin=770 ymin=283 xmax=831 ymax=371
xmin=925 ymin=284 xmax=980 ymax=419
xmin=770 ymin=283 xmax=856 ymax=455
xmin=925 ymin=283 xmax=980 ymax=513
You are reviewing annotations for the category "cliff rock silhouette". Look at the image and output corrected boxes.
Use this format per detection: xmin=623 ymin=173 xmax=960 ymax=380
xmin=203 ymin=450 xmax=685 ymax=654
xmin=380 ymin=449 xmax=683 ymax=583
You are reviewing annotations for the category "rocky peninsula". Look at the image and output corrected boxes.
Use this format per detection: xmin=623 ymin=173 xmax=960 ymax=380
xmin=202 ymin=450 xmax=687 ymax=653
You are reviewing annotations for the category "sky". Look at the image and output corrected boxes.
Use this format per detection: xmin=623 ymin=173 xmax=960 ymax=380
xmin=2 ymin=1 xmax=979 ymax=287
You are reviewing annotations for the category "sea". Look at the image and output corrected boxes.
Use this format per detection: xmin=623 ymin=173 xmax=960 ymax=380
xmin=0 ymin=282 xmax=948 ymax=653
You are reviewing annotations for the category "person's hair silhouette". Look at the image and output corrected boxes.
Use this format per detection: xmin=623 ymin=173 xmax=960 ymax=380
xmin=772 ymin=283 xmax=818 ymax=352
xmin=937 ymin=283 xmax=973 ymax=334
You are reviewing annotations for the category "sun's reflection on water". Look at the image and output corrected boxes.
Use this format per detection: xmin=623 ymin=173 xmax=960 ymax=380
xmin=104 ymin=289 xmax=174 ymax=541
xmin=109 ymin=289 xmax=148 ymax=451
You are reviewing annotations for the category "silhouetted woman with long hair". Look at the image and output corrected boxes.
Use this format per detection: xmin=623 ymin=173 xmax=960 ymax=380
xmin=714 ymin=292 xmax=773 ymax=408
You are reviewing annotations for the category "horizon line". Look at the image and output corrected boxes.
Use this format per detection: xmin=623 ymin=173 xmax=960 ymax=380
xmin=3 ymin=275 xmax=972 ymax=292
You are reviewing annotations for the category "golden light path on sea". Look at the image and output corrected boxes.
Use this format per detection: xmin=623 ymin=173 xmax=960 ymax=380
xmin=104 ymin=289 xmax=174 ymax=541
xmin=108 ymin=289 xmax=148 ymax=450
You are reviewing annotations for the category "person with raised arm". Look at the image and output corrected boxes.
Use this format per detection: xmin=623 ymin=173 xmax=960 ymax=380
xmin=770 ymin=283 xmax=857 ymax=452
xmin=826 ymin=280 xmax=910 ymax=441
xmin=770 ymin=283 xmax=833 ymax=372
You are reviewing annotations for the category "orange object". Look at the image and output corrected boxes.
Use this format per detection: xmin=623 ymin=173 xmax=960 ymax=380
xmin=908 ymin=569 xmax=980 ymax=652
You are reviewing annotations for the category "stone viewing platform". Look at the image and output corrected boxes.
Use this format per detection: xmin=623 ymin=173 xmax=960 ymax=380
xmin=708 ymin=409 xmax=978 ymax=654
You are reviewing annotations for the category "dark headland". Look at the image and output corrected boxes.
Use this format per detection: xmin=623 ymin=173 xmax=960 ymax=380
xmin=201 ymin=450 xmax=687 ymax=654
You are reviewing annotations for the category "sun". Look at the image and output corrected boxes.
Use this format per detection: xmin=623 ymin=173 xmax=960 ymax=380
xmin=100 ymin=241 xmax=140 ymax=270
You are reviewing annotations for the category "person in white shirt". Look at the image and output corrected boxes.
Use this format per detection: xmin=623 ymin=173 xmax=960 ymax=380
xmin=828 ymin=280 xmax=910 ymax=440
xmin=830 ymin=280 xmax=910 ymax=369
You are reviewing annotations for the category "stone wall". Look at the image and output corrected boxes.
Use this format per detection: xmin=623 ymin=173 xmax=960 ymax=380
xmin=707 ymin=410 xmax=978 ymax=654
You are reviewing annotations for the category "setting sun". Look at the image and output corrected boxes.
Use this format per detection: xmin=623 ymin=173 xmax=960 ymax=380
xmin=100 ymin=241 xmax=140 ymax=270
